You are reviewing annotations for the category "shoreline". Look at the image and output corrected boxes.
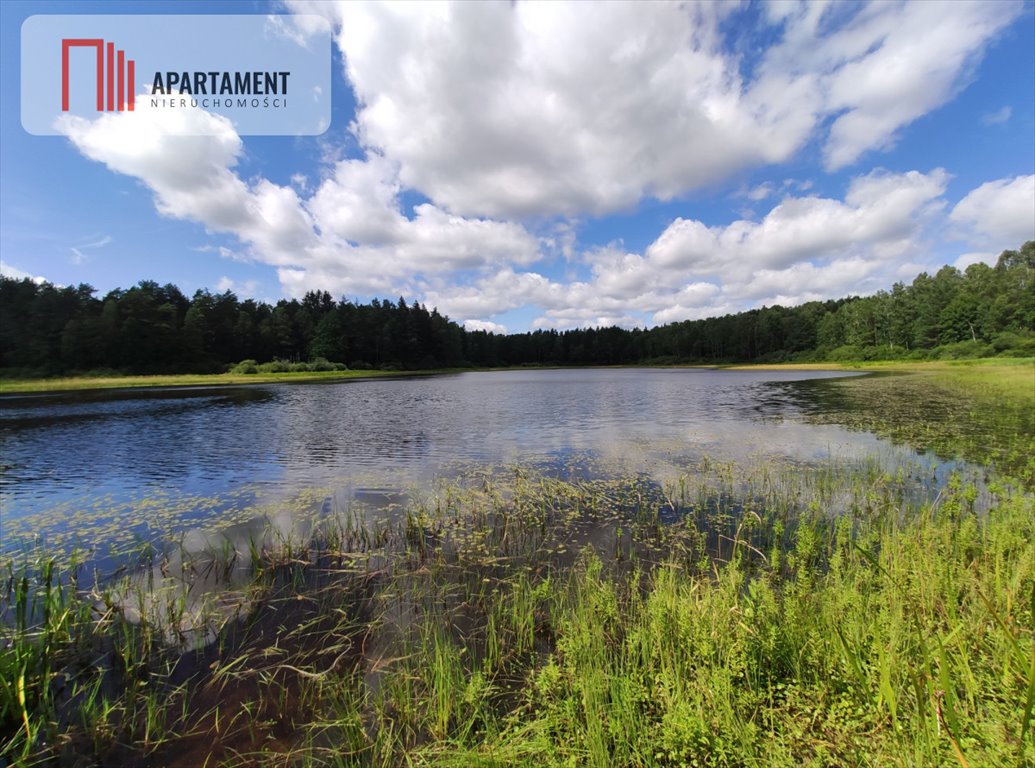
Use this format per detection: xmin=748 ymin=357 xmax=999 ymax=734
xmin=0 ymin=356 xmax=1031 ymax=395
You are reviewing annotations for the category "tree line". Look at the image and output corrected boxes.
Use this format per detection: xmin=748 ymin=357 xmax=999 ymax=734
xmin=1 ymin=242 xmax=1032 ymax=376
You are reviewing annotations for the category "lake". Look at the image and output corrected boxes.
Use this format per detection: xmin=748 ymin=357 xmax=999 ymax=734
xmin=0 ymin=368 xmax=977 ymax=567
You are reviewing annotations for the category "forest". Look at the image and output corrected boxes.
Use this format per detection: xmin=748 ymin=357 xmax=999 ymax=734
xmin=1 ymin=241 xmax=1032 ymax=375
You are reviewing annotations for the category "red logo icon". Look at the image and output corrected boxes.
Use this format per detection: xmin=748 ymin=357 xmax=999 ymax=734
xmin=61 ymin=38 xmax=135 ymax=112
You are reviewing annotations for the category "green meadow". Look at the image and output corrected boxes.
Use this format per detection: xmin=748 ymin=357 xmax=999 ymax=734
xmin=1 ymin=361 xmax=1033 ymax=766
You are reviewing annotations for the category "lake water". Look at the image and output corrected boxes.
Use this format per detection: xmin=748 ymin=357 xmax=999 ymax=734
xmin=0 ymin=368 xmax=973 ymax=566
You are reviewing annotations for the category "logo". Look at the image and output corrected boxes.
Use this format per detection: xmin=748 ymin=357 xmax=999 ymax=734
xmin=24 ymin=15 xmax=331 ymax=136
xmin=61 ymin=38 xmax=135 ymax=112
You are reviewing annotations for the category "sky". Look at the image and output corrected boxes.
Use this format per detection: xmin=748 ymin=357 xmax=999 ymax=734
xmin=1 ymin=0 xmax=1033 ymax=334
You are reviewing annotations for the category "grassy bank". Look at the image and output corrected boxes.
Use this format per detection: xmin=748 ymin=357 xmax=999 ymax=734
xmin=0 ymin=369 xmax=446 ymax=395
xmin=728 ymin=357 xmax=1035 ymax=403
xmin=1 ymin=357 xmax=1030 ymax=397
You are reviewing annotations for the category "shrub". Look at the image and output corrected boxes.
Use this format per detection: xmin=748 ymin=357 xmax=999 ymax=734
xmin=991 ymin=331 xmax=1035 ymax=356
xmin=256 ymin=360 xmax=290 ymax=373
xmin=230 ymin=359 xmax=259 ymax=374
xmin=826 ymin=344 xmax=866 ymax=362
xmin=935 ymin=340 xmax=994 ymax=359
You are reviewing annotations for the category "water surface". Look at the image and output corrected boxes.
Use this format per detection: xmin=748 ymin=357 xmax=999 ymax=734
xmin=0 ymin=368 xmax=975 ymax=564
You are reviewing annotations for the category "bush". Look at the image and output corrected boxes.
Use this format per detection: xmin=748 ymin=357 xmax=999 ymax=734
xmin=991 ymin=331 xmax=1035 ymax=356
xmin=308 ymin=357 xmax=334 ymax=372
xmin=230 ymin=359 xmax=259 ymax=374
xmin=934 ymin=340 xmax=994 ymax=360
xmin=350 ymin=360 xmax=373 ymax=370
xmin=256 ymin=360 xmax=290 ymax=373
xmin=826 ymin=344 xmax=867 ymax=362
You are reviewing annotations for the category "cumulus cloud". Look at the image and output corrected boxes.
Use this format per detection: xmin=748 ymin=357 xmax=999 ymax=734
xmin=284 ymin=0 xmax=1019 ymax=217
xmin=464 ymin=319 xmax=508 ymax=334
xmin=647 ymin=169 xmax=948 ymax=275
xmin=289 ymin=0 xmax=786 ymax=217
xmin=216 ymin=276 xmax=261 ymax=296
xmin=59 ymin=106 xmax=317 ymax=265
xmin=423 ymin=169 xmax=954 ymax=329
xmin=57 ymin=94 xmax=1004 ymax=330
xmin=58 ymin=98 xmax=541 ymax=299
xmin=950 ymin=175 xmax=1035 ymax=251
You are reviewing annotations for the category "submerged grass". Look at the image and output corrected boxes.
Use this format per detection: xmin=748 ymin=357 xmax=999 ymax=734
xmin=2 ymin=456 xmax=1032 ymax=767
xmin=792 ymin=360 xmax=1035 ymax=489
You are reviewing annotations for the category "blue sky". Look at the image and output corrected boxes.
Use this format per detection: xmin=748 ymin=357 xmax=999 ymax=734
xmin=2 ymin=0 xmax=1033 ymax=333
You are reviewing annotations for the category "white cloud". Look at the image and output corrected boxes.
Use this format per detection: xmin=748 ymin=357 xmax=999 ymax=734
xmin=530 ymin=310 xmax=644 ymax=331
xmin=463 ymin=319 xmax=508 ymax=334
xmin=59 ymin=105 xmax=316 ymax=264
xmin=314 ymin=0 xmax=776 ymax=218
xmin=195 ymin=244 xmax=251 ymax=262
xmin=950 ymin=174 xmax=1035 ymax=250
xmin=59 ymin=98 xmax=541 ymax=299
xmin=953 ymin=251 xmax=996 ymax=270
xmin=80 ymin=235 xmax=112 ymax=248
xmin=981 ymin=106 xmax=1012 ymax=125
xmin=651 ymin=283 xmax=726 ymax=324
xmin=68 ymin=234 xmax=111 ymax=265
xmin=215 ymin=276 xmax=261 ymax=296
xmin=424 ymin=169 xmax=953 ymax=329
xmin=746 ymin=183 xmax=774 ymax=201
xmin=283 ymin=0 xmax=1019 ymax=217
xmin=0 ymin=260 xmax=48 ymax=284
xmin=647 ymin=169 xmax=948 ymax=274
xmin=762 ymin=1 xmax=1021 ymax=170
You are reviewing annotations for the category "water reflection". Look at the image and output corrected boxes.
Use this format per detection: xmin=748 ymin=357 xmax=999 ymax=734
xmin=0 ymin=368 xmax=992 ymax=567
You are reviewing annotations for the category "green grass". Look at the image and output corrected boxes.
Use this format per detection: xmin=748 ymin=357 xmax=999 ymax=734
xmin=0 ymin=368 xmax=453 ymax=394
xmin=4 ymin=358 xmax=1026 ymax=399
xmin=731 ymin=357 xmax=1035 ymax=403
xmin=3 ymin=357 xmax=1030 ymax=399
